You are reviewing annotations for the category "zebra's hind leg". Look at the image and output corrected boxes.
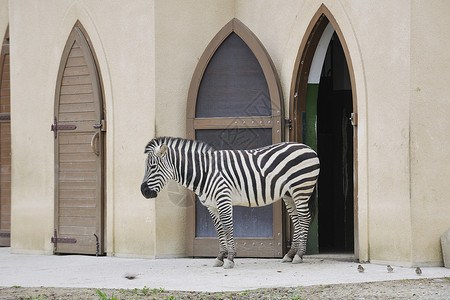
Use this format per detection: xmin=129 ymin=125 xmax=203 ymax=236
xmin=207 ymin=207 xmax=228 ymax=267
xmin=216 ymin=198 xmax=236 ymax=269
xmin=291 ymin=193 xmax=313 ymax=264
xmin=282 ymin=193 xmax=312 ymax=264
xmin=281 ymin=195 xmax=298 ymax=263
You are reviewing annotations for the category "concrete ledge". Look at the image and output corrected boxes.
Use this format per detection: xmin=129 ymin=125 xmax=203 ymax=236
xmin=371 ymin=259 xmax=444 ymax=268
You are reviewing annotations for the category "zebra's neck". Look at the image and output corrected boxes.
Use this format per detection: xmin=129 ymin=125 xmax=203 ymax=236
xmin=165 ymin=138 xmax=213 ymax=193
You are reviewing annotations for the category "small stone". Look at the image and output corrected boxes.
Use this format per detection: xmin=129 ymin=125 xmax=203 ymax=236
xmin=124 ymin=273 xmax=137 ymax=280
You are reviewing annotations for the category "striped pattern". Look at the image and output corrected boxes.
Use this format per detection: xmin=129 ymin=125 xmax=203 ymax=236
xmin=141 ymin=137 xmax=320 ymax=266
xmin=0 ymin=30 xmax=10 ymax=246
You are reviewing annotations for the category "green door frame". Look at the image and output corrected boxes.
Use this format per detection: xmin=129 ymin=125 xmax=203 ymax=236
xmin=304 ymin=84 xmax=319 ymax=253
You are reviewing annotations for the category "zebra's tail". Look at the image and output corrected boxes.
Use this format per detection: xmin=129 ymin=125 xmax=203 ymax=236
xmin=308 ymin=188 xmax=317 ymax=222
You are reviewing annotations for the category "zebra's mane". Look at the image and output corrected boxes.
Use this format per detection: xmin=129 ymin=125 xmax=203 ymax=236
xmin=144 ymin=136 xmax=215 ymax=154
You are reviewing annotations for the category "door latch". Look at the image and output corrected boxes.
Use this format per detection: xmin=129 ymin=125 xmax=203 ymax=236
xmin=349 ymin=113 xmax=358 ymax=126
xmin=93 ymin=120 xmax=106 ymax=131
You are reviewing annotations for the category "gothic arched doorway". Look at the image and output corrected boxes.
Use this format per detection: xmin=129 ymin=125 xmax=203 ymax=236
xmin=52 ymin=22 xmax=106 ymax=255
xmin=290 ymin=6 xmax=358 ymax=256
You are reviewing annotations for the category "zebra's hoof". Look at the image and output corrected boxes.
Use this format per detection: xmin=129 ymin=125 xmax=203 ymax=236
xmin=292 ymin=254 xmax=303 ymax=264
xmin=213 ymin=258 xmax=224 ymax=267
xmin=223 ymin=259 xmax=235 ymax=269
xmin=281 ymin=254 xmax=293 ymax=263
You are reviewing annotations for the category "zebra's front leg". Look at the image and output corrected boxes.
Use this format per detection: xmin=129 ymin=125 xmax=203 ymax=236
xmin=217 ymin=198 xmax=236 ymax=269
xmin=207 ymin=207 xmax=228 ymax=267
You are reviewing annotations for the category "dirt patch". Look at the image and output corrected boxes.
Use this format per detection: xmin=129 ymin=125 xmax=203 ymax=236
xmin=1 ymin=277 xmax=449 ymax=299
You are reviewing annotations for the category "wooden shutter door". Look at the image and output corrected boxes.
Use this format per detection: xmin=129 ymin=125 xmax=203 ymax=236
xmin=186 ymin=19 xmax=284 ymax=258
xmin=53 ymin=24 xmax=104 ymax=255
xmin=0 ymin=28 xmax=10 ymax=246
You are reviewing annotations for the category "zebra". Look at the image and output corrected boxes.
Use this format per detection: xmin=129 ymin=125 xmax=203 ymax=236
xmin=141 ymin=137 xmax=320 ymax=269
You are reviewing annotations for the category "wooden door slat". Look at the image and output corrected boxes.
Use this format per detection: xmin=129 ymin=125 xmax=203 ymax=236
xmin=66 ymin=56 xmax=87 ymax=68
xmin=59 ymin=153 xmax=96 ymax=163
xmin=68 ymin=47 xmax=83 ymax=58
xmin=59 ymin=143 xmax=96 ymax=154
xmin=58 ymin=225 xmax=96 ymax=236
xmin=60 ymin=84 xmax=93 ymax=95
xmin=59 ymin=189 xmax=96 ymax=199
xmin=60 ymin=93 xmax=95 ymax=104
xmin=58 ymin=172 xmax=97 ymax=181
xmin=59 ymin=199 xmax=96 ymax=208
xmin=63 ymin=66 xmax=90 ymax=77
xmin=59 ymin=207 xmax=96 ymax=217
xmin=62 ymin=75 xmax=92 ymax=86
xmin=58 ymin=133 xmax=96 ymax=145
xmin=59 ymin=218 xmax=96 ymax=228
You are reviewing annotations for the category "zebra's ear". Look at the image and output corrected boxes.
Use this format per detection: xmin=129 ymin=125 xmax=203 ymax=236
xmin=156 ymin=144 xmax=168 ymax=158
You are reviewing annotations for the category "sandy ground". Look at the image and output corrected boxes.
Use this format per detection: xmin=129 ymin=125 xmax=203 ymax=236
xmin=1 ymin=278 xmax=450 ymax=299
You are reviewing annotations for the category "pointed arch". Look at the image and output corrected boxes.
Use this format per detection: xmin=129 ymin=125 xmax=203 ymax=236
xmin=290 ymin=4 xmax=357 ymax=143
xmin=187 ymin=18 xmax=283 ymax=139
xmin=186 ymin=18 xmax=285 ymax=257
xmin=53 ymin=21 xmax=105 ymax=255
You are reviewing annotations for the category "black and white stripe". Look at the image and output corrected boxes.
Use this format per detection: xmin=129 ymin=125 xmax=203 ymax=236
xmin=141 ymin=137 xmax=320 ymax=268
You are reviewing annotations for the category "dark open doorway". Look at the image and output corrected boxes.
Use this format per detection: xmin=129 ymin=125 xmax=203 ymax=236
xmin=317 ymin=33 xmax=354 ymax=253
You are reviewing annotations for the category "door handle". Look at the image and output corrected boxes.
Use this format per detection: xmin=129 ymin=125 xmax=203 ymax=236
xmin=90 ymin=131 xmax=99 ymax=156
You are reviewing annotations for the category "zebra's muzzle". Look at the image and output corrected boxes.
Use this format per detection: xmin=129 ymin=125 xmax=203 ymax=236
xmin=141 ymin=182 xmax=157 ymax=199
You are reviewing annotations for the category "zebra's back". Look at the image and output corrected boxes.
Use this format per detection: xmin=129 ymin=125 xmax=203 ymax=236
xmin=216 ymin=142 xmax=320 ymax=207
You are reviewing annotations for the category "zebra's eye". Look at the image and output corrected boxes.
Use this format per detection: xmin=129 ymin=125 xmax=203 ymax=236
xmin=149 ymin=157 xmax=158 ymax=168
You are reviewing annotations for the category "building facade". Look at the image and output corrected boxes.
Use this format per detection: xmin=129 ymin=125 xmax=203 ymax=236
xmin=0 ymin=0 xmax=449 ymax=267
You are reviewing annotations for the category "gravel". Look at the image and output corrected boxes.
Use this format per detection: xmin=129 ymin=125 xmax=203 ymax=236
xmin=1 ymin=277 xmax=449 ymax=299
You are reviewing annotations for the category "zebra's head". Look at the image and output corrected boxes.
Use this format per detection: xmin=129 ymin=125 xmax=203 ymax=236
xmin=141 ymin=139 xmax=173 ymax=199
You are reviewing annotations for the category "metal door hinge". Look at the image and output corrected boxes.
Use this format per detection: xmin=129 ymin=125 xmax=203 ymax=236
xmin=93 ymin=233 xmax=100 ymax=256
xmin=0 ymin=114 xmax=10 ymax=121
xmin=51 ymin=118 xmax=77 ymax=138
xmin=0 ymin=232 xmax=10 ymax=238
xmin=51 ymin=229 xmax=77 ymax=252
xmin=285 ymin=119 xmax=293 ymax=131
xmin=350 ymin=113 xmax=358 ymax=126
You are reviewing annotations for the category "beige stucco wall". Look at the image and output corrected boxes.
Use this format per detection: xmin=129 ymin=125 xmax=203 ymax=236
xmin=0 ymin=1 xmax=7 ymax=41
xmin=340 ymin=0 xmax=413 ymax=265
xmin=6 ymin=0 xmax=450 ymax=266
xmin=410 ymin=0 xmax=450 ymax=266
